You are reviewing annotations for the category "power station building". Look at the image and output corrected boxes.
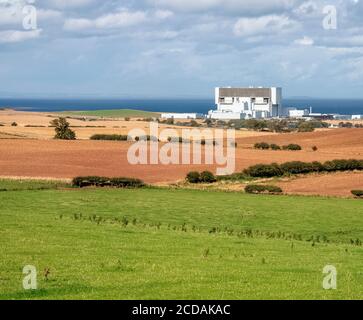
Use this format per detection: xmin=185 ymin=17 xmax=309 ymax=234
xmin=208 ymin=87 xmax=283 ymax=120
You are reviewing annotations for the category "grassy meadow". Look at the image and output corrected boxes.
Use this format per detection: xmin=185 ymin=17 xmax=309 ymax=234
xmin=1 ymin=182 xmax=363 ymax=300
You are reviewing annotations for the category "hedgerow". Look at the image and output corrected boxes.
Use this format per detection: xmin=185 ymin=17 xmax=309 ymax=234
xmin=352 ymin=190 xmax=363 ymax=198
xmin=254 ymin=142 xmax=270 ymax=150
xmin=244 ymin=159 xmax=363 ymax=178
xmin=72 ymin=176 xmax=145 ymax=188
xmin=282 ymin=144 xmax=302 ymax=151
xmin=90 ymin=134 xmax=128 ymax=141
xmin=186 ymin=171 xmax=216 ymax=183
xmin=245 ymin=185 xmax=283 ymax=194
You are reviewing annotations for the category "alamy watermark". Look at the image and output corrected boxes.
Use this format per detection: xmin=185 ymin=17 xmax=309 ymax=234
xmin=22 ymin=265 xmax=37 ymax=290
xmin=322 ymin=5 xmax=337 ymax=30
xmin=127 ymin=122 xmax=236 ymax=175
xmin=323 ymin=265 xmax=337 ymax=290
xmin=22 ymin=0 xmax=37 ymax=30
xmin=0 ymin=0 xmax=37 ymax=30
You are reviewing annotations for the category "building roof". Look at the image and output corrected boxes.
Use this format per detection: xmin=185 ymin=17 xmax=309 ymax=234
xmin=219 ymin=88 xmax=272 ymax=98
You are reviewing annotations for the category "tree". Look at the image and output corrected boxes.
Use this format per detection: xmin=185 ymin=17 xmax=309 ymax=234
xmin=50 ymin=117 xmax=76 ymax=140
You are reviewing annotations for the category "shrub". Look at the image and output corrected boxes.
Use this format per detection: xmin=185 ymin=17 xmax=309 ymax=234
xmin=165 ymin=118 xmax=174 ymax=125
xmin=245 ymin=184 xmax=283 ymax=194
xmin=254 ymin=142 xmax=270 ymax=150
xmin=186 ymin=171 xmax=201 ymax=183
xmin=190 ymin=120 xmax=200 ymax=127
xmin=11 ymin=122 xmax=18 ymax=127
xmin=134 ymin=135 xmax=159 ymax=142
xmin=124 ymin=117 xmax=130 ymax=121
xmin=72 ymin=176 xmax=144 ymax=188
xmin=283 ymin=144 xmax=302 ymax=151
xmin=312 ymin=146 xmax=318 ymax=152
xmin=72 ymin=176 xmax=110 ymax=188
xmin=280 ymin=161 xmax=321 ymax=175
xmin=143 ymin=117 xmax=154 ymax=122
xmin=298 ymin=121 xmax=315 ymax=132
xmin=323 ymin=159 xmax=363 ymax=172
xmin=352 ymin=190 xmax=363 ymax=198
xmin=200 ymin=171 xmax=216 ymax=183
xmin=90 ymin=134 xmax=128 ymax=141
xmin=244 ymin=163 xmax=283 ymax=178
xmin=167 ymin=137 xmax=190 ymax=144
xmin=109 ymin=178 xmax=145 ymax=188
xmin=243 ymin=159 xmax=363 ymax=178
xmin=270 ymin=144 xmax=281 ymax=150
xmin=50 ymin=117 xmax=76 ymax=140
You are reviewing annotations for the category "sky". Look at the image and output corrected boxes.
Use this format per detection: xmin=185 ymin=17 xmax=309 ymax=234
xmin=1 ymin=0 xmax=363 ymax=99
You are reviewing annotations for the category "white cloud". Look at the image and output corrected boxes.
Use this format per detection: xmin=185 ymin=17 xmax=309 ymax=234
xmin=234 ymin=15 xmax=295 ymax=37
xmin=133 ymin=30 xmax=179 ymax=40
xmin=294 ymin=36 xmax=314 ymax=45
xmin=153 ymin=10 xmax=174 ymax=20
xmin=0 ymin=29 xmax=41 ymax=43
xmin=46 ymin=0 xmax=95 ymax=9
xmin=0 ymin=2 xmax=24 ymax=26
xmin=64 ymin=10 xmax=147 ymax=31
xmin=294 ymin=1 xmax=318 ymax=16
xmin=148 ymin=0 xmax=301 ymax=15
xmin=37 ymin=9 xmax=63 ymax=21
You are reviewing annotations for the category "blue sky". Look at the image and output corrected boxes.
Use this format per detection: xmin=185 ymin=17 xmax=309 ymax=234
xmin=1 ymin=0 xmax=363 ymax=98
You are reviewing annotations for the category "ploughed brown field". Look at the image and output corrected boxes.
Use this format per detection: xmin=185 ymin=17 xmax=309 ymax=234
xmin=0 ymin=110 xmax=362 ymax=197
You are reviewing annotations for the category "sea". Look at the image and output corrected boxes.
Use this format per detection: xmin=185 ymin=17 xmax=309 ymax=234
xmin=0 ymin=98 xmax=362 ymax=115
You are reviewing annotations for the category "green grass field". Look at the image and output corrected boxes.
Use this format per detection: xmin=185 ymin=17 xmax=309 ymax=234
xmin=1 ymin=182 xmax=363 ymax=300
xmin=62 ymin=109 xmax=160 ymax=118
xmin=0 ymin=179 xmax=69 ymax=191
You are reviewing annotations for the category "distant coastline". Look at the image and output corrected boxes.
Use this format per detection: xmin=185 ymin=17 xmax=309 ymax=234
xmin=0 ymin=98 xmax=362 ymax=115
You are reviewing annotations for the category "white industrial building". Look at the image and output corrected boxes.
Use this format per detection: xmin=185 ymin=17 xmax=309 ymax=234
xmin=352 ymin=115 xmax=363 ymax=120
xmin=287 ymin=107 xmax=311 ymax=118
xmin=161 ymin=113 xmax=205 ymax=120
xmin=208 ymin=87 xmax=283 ymax=120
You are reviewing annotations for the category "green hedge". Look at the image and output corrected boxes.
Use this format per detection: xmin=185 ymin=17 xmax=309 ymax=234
xmin=72 ymin=176 xmax=145 ymax=188
xmin=282 ymin=144 xmax=302 ymax=151
xmin=244 ymin=163 xmax=283 ymax=178
xmin=90 ymin=134 xmax=129 ymax=141
xmin=245 ymin=184 xmax=283 ymax=194
xmin=352 ymin=190 xmax=363 ymax=198
xmin=244 ymin=159 xmax=363 ymax=178
xmin=200 ymin=171 xmax=217 ymax=183
xmin=254 ymin=143 xmax=302 ymax=151
xmin=186 ymin=171 xmax=216 ymax=183
xmin=135 ymin=135 xmax=159 ymax=142
xmin=254 ymin=142 xmax=270 ymax=150
xmin=270 ymin=144 xmax=281 ymax=150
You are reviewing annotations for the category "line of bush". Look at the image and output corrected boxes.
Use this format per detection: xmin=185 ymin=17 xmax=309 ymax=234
xmin=135 ymin=135 xmax=159 ymax=142
xmin=283 ymin=144 xmax=302 ymax=151
xmin=167 ymin=137 xmax=191 ymax=144
xmin=245 ymin=184 xmax=283 ymax=194
xmin=90 ymin=134 xmax=129 ymax=141
xmin=244 ymin=159 xmax=363 ymax=178
xmin=254 ymin=142 xmax=302 ymax=151
xmin=186 ymin=171 xmax=217 ymax=183
xmin=352 ymin=190 xmax=363 ymax=198
xmin=72 ymin=176 xmax=145 ymax=188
